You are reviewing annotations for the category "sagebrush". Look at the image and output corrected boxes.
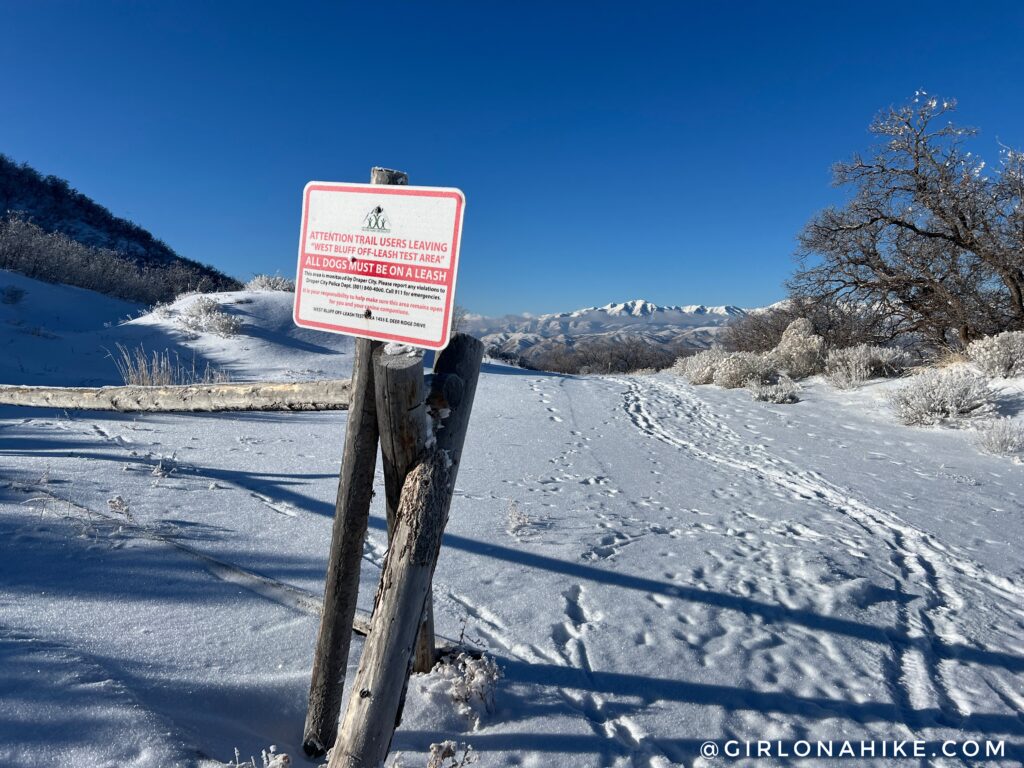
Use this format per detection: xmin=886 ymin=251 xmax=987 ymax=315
xmin=673 ymin=348 xmax=728 ymax=385
xmin=967 ymin=331 xmax=1024 ymax=378
xmin=713 ymin=352 xmax=779 ymax=389
xmin=747 ymin=375 xmax=799 ymax=404
xmin=180 ymin=296 xmax=242 ymax=337
xmin=245 ymin=274 xmax=295 ymax=292
xmin=887 ymin=369 xmax=996 ymax=426
xmin=771 ymin=318 xmax=825 ymax=379
xmin=0 ymin=212 xmax=237 ymax=304
xmin=825 ymin=344 xmax=907 ymax=389
xmin=974 ymin=418 xmax=1024 ymax=456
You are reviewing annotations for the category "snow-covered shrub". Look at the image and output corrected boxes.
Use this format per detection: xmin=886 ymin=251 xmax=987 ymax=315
xmin=1 ymin=284 xmax=25 ymax=304
xmin=974 ymin=418 xmax=1024 ymax=456
xmin=0 ymin=213 xmax=240 ymax=304
xmin=180 ymin=296 xmax=242 ymax=337
xmin=887 ymin=369 xmax=996 ymax=426
xmin=427 ymin=742 xmax=477 ymax=768
xmin=825 ymin=344 xmax=907 ymax=389
xmin=245 ymin=274 xmax=295 ymax=292
xmin=435 ymin=652 xmax=501 ymax=729
xmin=967 ymin=331 xmax=1024 ymax=378
xmin=224 ymin=745 xmax=290 ymax=768
xmin=106 ymin=495 xmax=133 ymax=524
xmin=747 ymin=375 xmax=799 ymax=404
xmin=151 ymin=300 xmax=175 ymax=319
xmin=674 ymin=348 xmax=728 ymax=385
xmin=506 ymin=500 xmax=530 ymax=538
xmin=713 ymin=352 xmax=779 ymax=389
xmin=772 ymin=318 xmax=825 ymax=379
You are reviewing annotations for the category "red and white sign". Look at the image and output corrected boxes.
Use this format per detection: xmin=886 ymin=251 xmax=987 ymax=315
xmin=293 ymin=181 xmax=465 ymax=350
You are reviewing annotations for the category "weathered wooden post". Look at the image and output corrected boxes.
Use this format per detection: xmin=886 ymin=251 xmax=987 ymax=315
xmin=373 ymin=347 xmax=426 ymax=540
xmin=372 ymin=346 xmax=436 ymax=674
xmin=414 ymin=334 xmax=484 ymax=672
xmin=329 ymin=334 xmax=483 ymax=768
xmin=303 ymin=167 xmax=409 ymax=758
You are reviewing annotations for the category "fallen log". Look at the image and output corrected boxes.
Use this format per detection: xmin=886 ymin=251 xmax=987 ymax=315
xmin=0 ymin=380 xmax=351 ymax=412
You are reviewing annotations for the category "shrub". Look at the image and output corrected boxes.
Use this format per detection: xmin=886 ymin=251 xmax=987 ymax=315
xmin=0 ymin=213 xmax=239 ymax=304
xmin=151 ymin=301 xmax=175 ymax=319
xmin=530 ymin=338 xmax=680 ymax=374
xmin=426 ymin=742 xmax=477 ymax=768
xmin=1 ymin=284 xmax=25 ymax=304
xmin=887 ymin=369 xmax=996 ymax=426
xmin=435 ymin=652 xmax=501 ymax=729
xmin=180 ymin=296 xmax=242 ymax=337
xmin=674 ymin=348 xmax=728 ymax=384
xmin=722 ymin=296 xmax=891 ymax=352
xmin=974 ymin=418 xmax=1024 ymax=456
xmin=113 ymin=343 xmax=231 ymax=385
xmin=825 ymin=344 xmax=907 ymax=389
xmin=506 ymin=500 xmax=531 ymax=538
xmin=245 ymin=274 xmax=295 ymax=292
xmin=967 ymin=331 xmax=1024 ymax=378
xmin=747 ymin=375 xmax=799 ymax=403
xmin=772 ymin=318 xmax=825 ymax=379
xmin=713 ymin=352 xmax=779 ymax=389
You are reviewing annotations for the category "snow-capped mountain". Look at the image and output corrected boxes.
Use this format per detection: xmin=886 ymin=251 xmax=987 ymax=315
xmin=463 ymin=299 xmax=747 ymax=358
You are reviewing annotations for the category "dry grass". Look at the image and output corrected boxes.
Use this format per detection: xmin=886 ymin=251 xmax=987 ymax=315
xmin=931 ymin=348 xmax=970 ymax=369
xmin=112 ymin=343 xmax=231 ymax=386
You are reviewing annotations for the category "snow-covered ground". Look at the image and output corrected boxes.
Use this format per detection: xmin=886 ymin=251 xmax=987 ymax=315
xmin=1 ymin=275 xmax=1022 ymax=767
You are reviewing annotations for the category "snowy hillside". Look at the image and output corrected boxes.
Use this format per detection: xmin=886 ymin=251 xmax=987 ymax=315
xmin=465 ymin=300 xmax=746 ymax=358
xmin=1 ymin=285 xmax=1023 ymax=767
xmin=0 ymin=154 xmax=238 ymax=289
xmin=0 ymin=269 xmax=355 ymax=386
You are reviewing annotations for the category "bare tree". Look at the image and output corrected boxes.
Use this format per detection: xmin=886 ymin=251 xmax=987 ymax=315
xmin=791 ymin=94 xmax=1024 ymax=347
xmin=450 ymin=304 xmax=469 ymax=337
xmin=721 ymin=297 xmax=891 ymax=352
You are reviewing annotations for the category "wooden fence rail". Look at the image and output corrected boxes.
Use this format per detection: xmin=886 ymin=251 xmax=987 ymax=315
xmin=0 ymin=380 xmax=351 ymax=412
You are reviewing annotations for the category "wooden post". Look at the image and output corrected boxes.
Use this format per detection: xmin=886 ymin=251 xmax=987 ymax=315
xmin=302 ymin=167 xmax=409 ymax=758
xmin=415 ymin=333 xmax=485 ymax=671
xmin=329 ymin=334 xmax=483 ymax=768
xmin=372 ymin=347 xmax=427 ymax=540
xmin=373 ymin=345 xmax=442 ymax=674
xmin=330 ymin=454 xmax=451 ymax=768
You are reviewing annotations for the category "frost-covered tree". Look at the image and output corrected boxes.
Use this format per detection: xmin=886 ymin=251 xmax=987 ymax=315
xmin=792 ymin=94 xmax=1024 ymax=347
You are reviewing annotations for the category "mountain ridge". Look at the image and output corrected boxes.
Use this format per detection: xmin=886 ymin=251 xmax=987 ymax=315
xmin=464 ymin=298 xmax=748 ymax=363
xmin=0 ymin=154 xmax=239 ymax=300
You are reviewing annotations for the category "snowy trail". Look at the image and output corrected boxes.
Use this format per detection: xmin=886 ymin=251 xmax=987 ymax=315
xmin=2 ymin=364 xmax=1024 ymax=767
xmin=610 ymin=375 xmax=1024 ymax=751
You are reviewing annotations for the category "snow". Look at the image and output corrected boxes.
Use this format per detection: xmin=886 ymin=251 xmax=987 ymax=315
xmin=2 ymin=280 xmax=1023 ymax=767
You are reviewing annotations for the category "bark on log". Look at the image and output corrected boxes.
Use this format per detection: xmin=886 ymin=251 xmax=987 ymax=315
xmin=372 ymin=347 xmax=435 ymax=673
xmin=0 ymin=380 xmax=351 ymax=412
xmin=413 ymin=333 xmax=485 ymax=671
xmin=302 ymin=339 xmax=381 ymax=757
xmin=372 ymin=348 xmax=426 ymax=539
xmin=330 ymin=334 xmax=483 ymax=768
xmin=328 ymin=453 xmax=451 ymax=768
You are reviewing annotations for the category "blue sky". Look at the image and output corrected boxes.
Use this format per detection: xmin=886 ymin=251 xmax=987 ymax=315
xmin=2 ymin=2 xmax=1022 ymax=315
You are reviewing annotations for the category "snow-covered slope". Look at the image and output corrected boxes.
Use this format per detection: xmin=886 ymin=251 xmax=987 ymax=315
xmin=1 ymin=286 xmax=1023 ymax=767
xmin=465 ymin=299 xmax=746 ymax=357
xmin=0 ymin=270 xmax=354 ymax=386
